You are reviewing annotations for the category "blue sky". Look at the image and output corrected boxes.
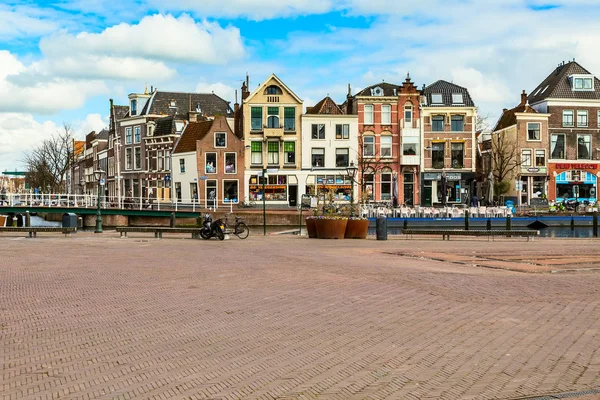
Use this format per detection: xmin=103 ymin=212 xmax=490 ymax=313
xmin=2 ymin=0 xmax=600 ymax=172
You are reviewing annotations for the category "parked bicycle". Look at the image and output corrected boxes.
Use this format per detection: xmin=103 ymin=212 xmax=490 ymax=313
xmin=225 ymin=213 xmax=250 ymax=239
xmin=240 ymin=198 xmax=256 ymax=208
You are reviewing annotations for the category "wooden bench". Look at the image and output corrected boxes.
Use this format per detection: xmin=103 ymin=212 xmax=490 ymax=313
xmin=402 ymin=229 xmax=539 ymax=241
xmin=116 ymin=227 xmax=202 ymax=239
xmin=0 ymin=227 xmax=77 ymax=238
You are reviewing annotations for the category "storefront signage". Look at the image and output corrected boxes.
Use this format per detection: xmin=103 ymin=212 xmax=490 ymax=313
xmin=527 ymin=168 xmax=540 ymax=173
xmin=555 ymin=163 xmax=598 ymax=170
xmin=424 ymin=173 xmax=441 ymax=180
xmin=446 ymin=173 xmax=461 ymax=180
xmin=424 ymin=173 xmax=462 ymax=180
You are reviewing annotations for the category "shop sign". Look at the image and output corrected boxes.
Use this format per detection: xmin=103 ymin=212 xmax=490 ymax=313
xmin=527 ymin=167 xmax=540 ymax=173
xmin=555 ymin=163 xmax=598 ymax=170
xmin=424 ymin=173 xmax=441 ymax=180
xmin=446 ymin=173 xmax=461 ymax=180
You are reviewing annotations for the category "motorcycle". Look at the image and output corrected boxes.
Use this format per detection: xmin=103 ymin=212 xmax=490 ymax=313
xmin=200 ymin=213 xmax=225 ymax=241
xmin=562 ymin=199 xmax=580 ymax=211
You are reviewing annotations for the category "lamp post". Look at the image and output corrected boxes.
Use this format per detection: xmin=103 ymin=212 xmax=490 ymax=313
xmin=94 ymin=169 xmax=105 ymax=233
xmin=346 ymin=161 xmax=358 ymax=216
xmin=262 ymin=167 xmax=267 ymax=236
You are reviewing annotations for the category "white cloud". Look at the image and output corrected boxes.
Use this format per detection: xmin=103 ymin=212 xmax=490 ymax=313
xmin=0 ymin=6 xmax=58 ymax=39
xmin=40 ymin=14 xmax=245 ymax=64
xmin=195 ymin=82 xmax=236 ymax=103
xmin=153 ymin=0 xmax=335 ymax=20
xmin=74 ymin=113 xmax=109 ymax=138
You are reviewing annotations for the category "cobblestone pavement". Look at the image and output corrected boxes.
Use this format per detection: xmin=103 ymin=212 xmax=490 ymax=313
xmin=1 ymin=233 xmax=599 ymax=400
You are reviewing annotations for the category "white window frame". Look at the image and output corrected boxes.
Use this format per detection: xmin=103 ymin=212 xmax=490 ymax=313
xmin=214 ymin=132 xmax=227 ymax=148
xmin=452 ymin=93 xmax=463 ymax=104
xmin=224 ymin=152 xmax=237 ymax=174
xmin=134 ymin=126 xmax=141 ymax=144
xmin=577 ymin=134 xmax=592 ymax=160
xmin=283 ymin=141 xmax=295 ymax=165
xmin=381 ymin=105 xmax=391 ymax=125
xmin=335 ymin=148 xmax=349 ymax=168
xmin=223 ymin=179 xmax=239 ymax=204
xmin=311 ymin=148 xmax=325 ymax=168
xmin=336 ymin=124 xmax=350 ymax=140
xmin=179 ymin=158 xmax=185 ymax=173
xmin=311 ymin=124 xmax=325 ymax=140
xmin=527 ymin=122 xmax=541 ymax=141
xmin=267 ymin=141 xmax=279 ymax=165
xmin=563 ymin=110 xmax=574 ymax=127
xmin=364 ymin=105 xmax=374 ymax=125
xmin=363 ymin=136 xmax=375 ymax=157
xmin=521 ymin=149 xmax=532 ymax=167
xmin=134 ymin=147 xmax=141 ymax=170
xmin=125 ymin=148 xmax=132 ymax=170
xmin=598 ymin=111 xmax=600 ymax=128
xmin=205 ymin=152 xmax=218 ymax=174
xmin=535 ymin=149 xmax=546 ymax=167
xmin=404 ymin=104 xmax=412 ymax=125
xmin=380 ymin=136 xmax=392 ymax=158
xmin=431 ymin=94 xmax=443 ymax=104
xmin=577 ymin=110 xmax=588 ymax=128
xmin=251 ymin=141 xmax=263 ymax=165
xmin=125 ymin=127 xmax=132 ymax=145
xmin=551 ymin=133 xmax=566 ymax=159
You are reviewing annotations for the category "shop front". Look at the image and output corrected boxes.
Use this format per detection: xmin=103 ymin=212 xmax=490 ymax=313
xmin=248 ymin=173 xmax=298 ymax=206
xmin=420 ymin=172 xmax=474 ymax=206
xmin=306 ymin=174 xmax=353 ymax=202
xmin=548 ymin=163 xmax=598 ymax=203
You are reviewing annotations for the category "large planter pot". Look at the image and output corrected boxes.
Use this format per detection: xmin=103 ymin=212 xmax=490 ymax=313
xmin=315 ymin=218 xmax=348 ymax=239
xmin=305 ymin=218 xmax=318 ymax=238
xmin=345 ymin=219 xmax=369 ymax=239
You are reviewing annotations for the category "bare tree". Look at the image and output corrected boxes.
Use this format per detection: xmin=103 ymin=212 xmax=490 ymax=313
xmin=476 ymin=111 xmax=492 ymax=132
xmin=23 ymin=123 xmax=74 ymax=193
xmin=490 ymin=130 xmax=521 ymax=195
xmin=356 ymin=135 xmax=389 ymax=203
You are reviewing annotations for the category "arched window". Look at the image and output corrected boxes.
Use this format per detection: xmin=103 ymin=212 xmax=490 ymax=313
xmin=380 ymin=167 xmax=393 ymax=201
xmin=404 ymin=102 xmax=413 ymax=125
xmin=267 ymin=107 xmax=279 ymax=128
xmin=264 ymin=85 xmax=283 ymax=95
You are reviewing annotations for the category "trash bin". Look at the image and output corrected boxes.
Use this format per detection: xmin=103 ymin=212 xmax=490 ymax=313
xmin=62 ymin=213 xmax=78 ymax=229
xmin=376 ymin=216 xmax=387 ymax=241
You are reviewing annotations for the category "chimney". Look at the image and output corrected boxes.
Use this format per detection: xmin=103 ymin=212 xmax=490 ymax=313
xmin=503 ymin=108 xmax=508 ymax=113
xmin=346 ymin=83 xmax=354 ymax=115
xmin=234 ymin=89 xmax=241 ymax=137
xmin=109 ymin=98 xmax=114 ymax=133
xmin=520 ymin=90 xmax=527 ymax=106
xmin=241 ymin=75 xmax=250 ymax=101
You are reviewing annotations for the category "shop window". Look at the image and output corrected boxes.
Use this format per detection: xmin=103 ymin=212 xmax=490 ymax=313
xmin=451 ymin=142 xmax=464 ymax=168
xmin=267 ymin=107 xmax=279 ymax=128
xmin=251 ymin=107 xmax=263 ymax=130
xmin=451 ymin=115 xmax=464 ymax=131
xmin=284 ymin=142 xmax=295 ymax=164
xmin=364 ymin=105 xmax=374 ymax=124
xmin=521 ymin=149 xmax=532 ymax=167
xmin=336 ymin=148 xmax=349 ymax=167
xmin=432 ymin=115 xmax=445 ymax=131
xmin=251 ymin=141 xmax=262 ymax=165
xmin=578 ymin=135 xmax=591 ymax=159
xmin=267 ymin=141 xmax=279 ymax=164
xmin=403 ymin=143 xmax=417 ymax=156
xmin=312 ymin=124 xmax=325 ymax=139
xmin=284 ymin=107 xmax=295 ymax=131
xmin=363 ymin=136 xmax=375 ymax=157
xmin=380 ymin=136 xmax=392 ymax=158
xmin=223 ymin=180 xmax=238 ymax=203
xmin=577 ymin=110 xmax=588 ymax=127
xmin=532 ymin=177 xmax=545 ymax=198
xmin=225 ymin=152 xmax=236 ymax=174
xmin=336 ymin=124 xmax=349 ymax=139
xmin=563 ymin=110 xmax=574 ymax=127
xmin=380 ymin=169 xmax=392 ymax=200
xmin=432 ymin=142 xmax=444 ymax=169
xmin=312 ymin=148 xmax=325 ymax=168
xmin=551 ymin=134 xmax=565 ymax=159
xmin=535 ymin=149 xmax=545 ymax=167
xmin=214 ymin=132 xmax=226 ymax=148
xmin=527 ymin=123 xmax=540 ymax=140
xmin=381 ymin=105 xmax=391 ymax=125
xmin=205 ymin=152 xmax=217 ymax=174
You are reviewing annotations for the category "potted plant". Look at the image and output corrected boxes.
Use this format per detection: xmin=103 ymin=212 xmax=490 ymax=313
xmin=314 ymin=189 xmax=348 ymax=239
xmin=342 ymin=202 xmax=369 ymax=239
xmin=305 ymin=211 xmax=318 ymax=238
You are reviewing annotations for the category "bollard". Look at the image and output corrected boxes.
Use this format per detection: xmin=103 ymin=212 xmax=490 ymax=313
xmin=170 ymin=212 xmax=176 ymax=228
xmin=12 ymin=216 xmax=17 ymax=227
xmin=506 ymin=214 xmax=512 ymax=231
xmin=376 ymin=216 xmax=387 ymax=240
xmin=570 ymin=215 xmax=575 ymax=231
xmin=594 ymin=211 xmax=598 ymax=238
xmin=486 ymin=218 xmax=492 ymax=231
xmin=78 ymin=216 xmax=83 ymax=229
xmin=25 ymin=211 xmax=31 ymax=227
xmin=403 ymin=219 xmax=408 ymax=230
xmin=464 ymin=210 xmax=470 ymax=231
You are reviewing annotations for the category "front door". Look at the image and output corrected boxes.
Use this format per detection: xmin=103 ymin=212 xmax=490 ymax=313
xmin=288 ymin=185 xmax=297 ymax=207
xmin=423 ymin=185 xmax=432 ymax=207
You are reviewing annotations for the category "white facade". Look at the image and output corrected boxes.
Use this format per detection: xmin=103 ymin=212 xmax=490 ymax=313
xmin=171 ymin=151 xmax=199 ymax=203
xmin=299 ymin=113 xmax=359 ymax=201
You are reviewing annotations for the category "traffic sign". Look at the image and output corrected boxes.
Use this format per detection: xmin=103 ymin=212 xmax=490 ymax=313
xmin=199 ymin=175 xmax=208 ymax=181
xmin=100 ymin=178 xmax=105 ymax=186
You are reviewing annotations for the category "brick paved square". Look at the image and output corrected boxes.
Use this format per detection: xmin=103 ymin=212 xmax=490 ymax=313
xmin=1 ymin=233 xmax=599 ymax=399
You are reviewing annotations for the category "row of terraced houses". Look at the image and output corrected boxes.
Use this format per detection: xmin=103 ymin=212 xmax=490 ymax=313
xmin=71 ymin=59 xmax=600 ymax=208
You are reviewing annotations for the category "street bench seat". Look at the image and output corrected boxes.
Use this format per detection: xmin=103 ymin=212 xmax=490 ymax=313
xmin=0 ymin=227 xmax=77 ymax=238
xmin=116 ymin=226 xmax=202 ymax=239
xmin=402 ymin=229 xmax=539 ymax=241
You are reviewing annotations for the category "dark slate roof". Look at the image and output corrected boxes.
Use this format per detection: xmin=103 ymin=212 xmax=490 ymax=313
xmin=114 ymin=105 xmax=129 ymax=120
xmin=153 ymin=116 xmax=177 ymax=137
xmin=140 ymin=91 xmax=233 ymax=117
xmin=306 ymin=96 xmax=345 ymax=115
xmin=528 ymin=61 xmax=600 ymax=104
xmin=96 ymin=128 xmax=109 ymax=141
xmin=493 ymin=104 xmax=539 ymax=132
xmin=173 ymin=120 xmax=213 ymax=154
xmin=355 ymin=82 xmax=401 ymax=97
xmin=422 ymin=80 xmax=475 ymax=107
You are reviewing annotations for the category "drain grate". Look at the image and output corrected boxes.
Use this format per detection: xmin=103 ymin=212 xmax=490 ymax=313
xmin=515 ymin=387 xmax=600 ymax=399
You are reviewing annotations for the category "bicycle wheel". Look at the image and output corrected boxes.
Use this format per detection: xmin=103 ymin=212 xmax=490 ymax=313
xmin=235 ymin=222 xmax=249 ymax=239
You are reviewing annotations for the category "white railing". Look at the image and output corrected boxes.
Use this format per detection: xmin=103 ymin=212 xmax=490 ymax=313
xmin=359 ymin=203 xmax=513 ymax=219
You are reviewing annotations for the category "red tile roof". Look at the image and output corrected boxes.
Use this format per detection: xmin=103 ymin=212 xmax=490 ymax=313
xmin=173 ymin=120 xmax=213 ymax=154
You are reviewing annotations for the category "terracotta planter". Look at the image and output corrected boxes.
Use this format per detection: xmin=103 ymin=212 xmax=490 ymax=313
xmin=345 ymin=219 xmax=369 ymax=239
xmin=315 ymin=218 xmax=348 ymax=239
xmin=305 ymin=218 xmax=318 ymax=238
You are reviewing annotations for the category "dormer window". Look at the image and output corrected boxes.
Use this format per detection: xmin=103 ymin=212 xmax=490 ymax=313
xmin=130 ymin=100 xmax=137 ymax=116
xmin=431 ymin=94 xmax=443 ymax=104
xmin=571 ymin=75 xmax=594 ymax=91
xmin=371 ymin=86 xmax=384 ymax=96
xmin=452 ymin=93 xmax=463 ymax=104
xmin=169 ymin=100 xmax=177 ymax=108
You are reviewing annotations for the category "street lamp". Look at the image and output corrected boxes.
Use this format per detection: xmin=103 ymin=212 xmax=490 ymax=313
xmin=94 ymin=169 xmax=105 ymax=233
xmin=346 ymin=161 xmax=358 ymax=216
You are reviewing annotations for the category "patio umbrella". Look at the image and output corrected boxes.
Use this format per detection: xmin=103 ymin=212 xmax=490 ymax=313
xmin=486 ymin=171 xmax=494 ymax=205
xmin=392 ymin=173 xmax=399 ymax=208
xmin=441 ymin=172 xmax=447 ymax=206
